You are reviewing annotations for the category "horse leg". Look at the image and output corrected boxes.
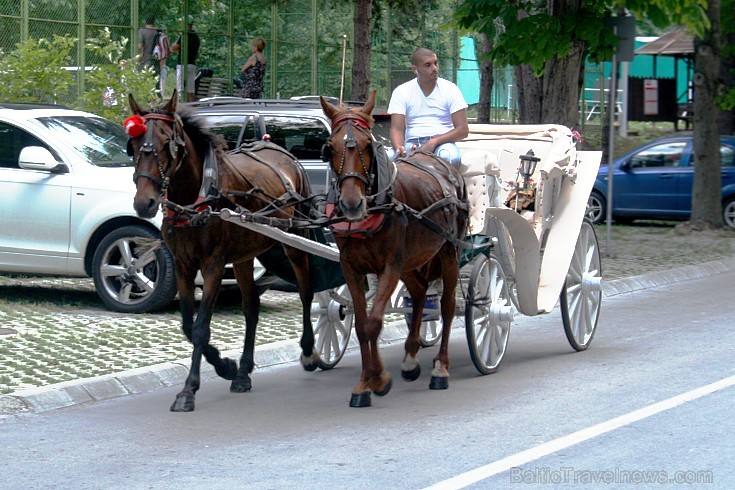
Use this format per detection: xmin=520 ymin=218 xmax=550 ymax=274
xmin=362 ymin=267 xmax=401 ymax=398
xmin=170 ymin=266 xmax=199 ymax=412
xmin=230 ymin=260 xmax=259 ymax=393
xmin=341 ymin=266 xmax=373 ymax=407
xmin=170 ymin=263 xmax=236 ymax=413
xmin=283 ymin=244 xmax=318 ymax=371
xmin=399 ymin=272 xmax=428 ymax=382
xmin=429 ymin=246 xmax=460 ymax=391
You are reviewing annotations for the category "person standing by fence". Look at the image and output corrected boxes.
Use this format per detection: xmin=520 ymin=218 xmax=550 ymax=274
xmin=137 ymin=13 xmax=159 ymax=72
xmin=239 ymin=37 xmax=267 ymax=99
xmin=171 ymin=17 xmax=201 ymax=102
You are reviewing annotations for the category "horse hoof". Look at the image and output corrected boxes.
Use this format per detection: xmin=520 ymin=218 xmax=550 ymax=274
xmin=215 ymin=358 xmax=238 ymax=381
xmin=230 ymin=377 xmax=252 ymax=393
xmin=349 ymin=392 xmax=371 ymax=408
xmin=429 ymin=376 xmax=448 ymax=390
xmin=401 ymin=364 xmax=421 ymax=382
xmin=374 ymin=377 xmax=393 ymax=397
xmin=301 ymin=352 xmax=319 ymax=372
xmin=170 ymin=394 xmax=195 ymax=412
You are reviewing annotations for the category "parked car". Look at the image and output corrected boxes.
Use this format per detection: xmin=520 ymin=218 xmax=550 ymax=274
xmin=0 ymin=103 xmax=265 ymax=313
xmin=188 ymin=97 xmax=393 ymax=194
xmin=587 ymin=134 xmax=735 ymax=230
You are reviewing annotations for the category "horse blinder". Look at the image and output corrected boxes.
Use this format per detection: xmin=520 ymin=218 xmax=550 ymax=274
xmin=321 ymin=143 xmax=332 ymax=162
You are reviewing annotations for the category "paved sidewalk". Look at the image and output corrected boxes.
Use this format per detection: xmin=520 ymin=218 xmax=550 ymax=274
xmin=2 ymin=256 xmax=734 ymax=418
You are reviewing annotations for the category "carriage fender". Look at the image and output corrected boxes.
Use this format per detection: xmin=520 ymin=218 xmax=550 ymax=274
xmin=483 ymin=207 xmax=541 ymax=316
xmin=535 ymin=150 xmax=602 ymax=313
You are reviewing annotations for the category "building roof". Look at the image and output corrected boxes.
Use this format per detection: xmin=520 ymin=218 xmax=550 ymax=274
xmin=635 ymin=27 xmax=694 ymax=56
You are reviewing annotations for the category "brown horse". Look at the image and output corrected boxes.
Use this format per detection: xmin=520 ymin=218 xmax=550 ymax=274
xmin=128 ymin=91 xmax=318 ymax=412
xmin=320 ymin=91 xmax=469 ymax=407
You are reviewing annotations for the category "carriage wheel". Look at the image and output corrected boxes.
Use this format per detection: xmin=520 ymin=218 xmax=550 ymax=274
xmin=311 ymin=284 xmax=353 ymax=370
xmin=393 ymin=282 xmax=442 ymax=347
xmin=465 ymin=254 xmax=514 ymax=375
xmin=560 ymin=219 xmax=603 ymax=351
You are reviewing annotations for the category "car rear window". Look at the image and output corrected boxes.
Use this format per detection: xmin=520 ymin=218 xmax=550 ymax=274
xmin=37 ymin=116 xmax=132 ymax=167
xmin=262 ymin=115 xmax=330 ymax=160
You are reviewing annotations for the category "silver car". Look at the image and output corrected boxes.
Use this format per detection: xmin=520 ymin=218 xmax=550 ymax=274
xmin=0 ymin=104 xmax=178 ymax=313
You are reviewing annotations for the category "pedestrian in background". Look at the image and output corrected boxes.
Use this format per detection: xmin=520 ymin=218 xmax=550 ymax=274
xmin=239 ymin=37 xmax=267 ymax=99
xmin=137 ymin=13 xmax=159 ymax=72
xmin=171 ymin=17 xmax=201 ymax=102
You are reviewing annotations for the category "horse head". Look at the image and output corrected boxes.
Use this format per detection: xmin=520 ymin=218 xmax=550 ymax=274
xmin=127 ymin=90 xmax=187 ymax=219
xmin=320 ymin=90 xmax=376 ymax=221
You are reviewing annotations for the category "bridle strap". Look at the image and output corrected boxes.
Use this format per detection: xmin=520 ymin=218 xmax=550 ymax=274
xmin=132 ymin=112 xmax=186 ymax=198
xmin=330 ymin=114 xmax=373 ymax=189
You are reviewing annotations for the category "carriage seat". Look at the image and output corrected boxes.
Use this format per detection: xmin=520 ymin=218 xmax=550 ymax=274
xmin=459 ymin=150 xmax=499 ymax=235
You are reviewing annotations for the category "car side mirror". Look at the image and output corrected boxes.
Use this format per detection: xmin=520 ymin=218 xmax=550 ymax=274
xmin=18 ymin=146 xmax=68 ymax=174
xmin=620 ymin=159 xmax=633 ymax=171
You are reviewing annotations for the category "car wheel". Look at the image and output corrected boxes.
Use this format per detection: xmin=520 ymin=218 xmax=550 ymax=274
xmin=586 ymin=191 xmax=606 ymax=224
xmin=92 ymin=225 xmax=177 ymax=313
xmin=723 ymin=197 xmax=735 ymax=231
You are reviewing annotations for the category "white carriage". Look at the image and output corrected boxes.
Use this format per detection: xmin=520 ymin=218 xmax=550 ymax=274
xmin=308 ymin=124 xmax=603 ymax=373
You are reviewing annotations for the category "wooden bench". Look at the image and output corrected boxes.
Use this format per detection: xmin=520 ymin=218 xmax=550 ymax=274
xmin=195 ymin=77 xmax=231 ymax=99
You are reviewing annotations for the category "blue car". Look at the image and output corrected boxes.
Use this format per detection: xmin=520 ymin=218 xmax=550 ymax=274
xmin=587 ymin=135 xmax=735 ymax=230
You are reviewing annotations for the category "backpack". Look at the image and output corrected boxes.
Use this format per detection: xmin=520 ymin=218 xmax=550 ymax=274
xmin=152 ymin=30 xmax=171 ymax=61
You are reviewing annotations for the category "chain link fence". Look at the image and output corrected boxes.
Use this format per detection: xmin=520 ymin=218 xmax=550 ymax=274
xmin=1 ymin=1 xmax=516 ymax=120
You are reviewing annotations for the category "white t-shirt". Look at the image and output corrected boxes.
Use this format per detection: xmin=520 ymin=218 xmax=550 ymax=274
xmin=387 ymin=77 xmax=468 ymax=140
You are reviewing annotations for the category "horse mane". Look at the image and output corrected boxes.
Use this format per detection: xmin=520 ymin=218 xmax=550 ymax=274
xmin=332 ymin=103 xmax=374 ymax=128
xmin=149 ymin=104 xmax=228 ymax=155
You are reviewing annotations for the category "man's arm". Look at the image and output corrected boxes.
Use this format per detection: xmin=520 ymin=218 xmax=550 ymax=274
xmin=390 ymin=113 xmax=407 ymax=157
xmin=422 ymin=108 xmax=469 ymax=153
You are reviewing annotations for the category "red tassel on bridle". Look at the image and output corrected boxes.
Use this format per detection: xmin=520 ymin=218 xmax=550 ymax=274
xmin=124 ymin=115 xmax=147 ymax=138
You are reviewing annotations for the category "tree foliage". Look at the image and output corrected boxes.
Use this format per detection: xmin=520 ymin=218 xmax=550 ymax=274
xmin=0 ymin=35 xmax=76 ymax=104
xmin=82 ymin=29 xmax=158 ymax=123
xmin=453 ymin=0 xmax=709 ymax=76
xmin=0 ymin=29 xmax=158 ymax=123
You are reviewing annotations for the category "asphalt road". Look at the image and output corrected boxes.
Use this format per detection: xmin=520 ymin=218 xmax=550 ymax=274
xmin=1 ymin=269 xmax=734 ymax=489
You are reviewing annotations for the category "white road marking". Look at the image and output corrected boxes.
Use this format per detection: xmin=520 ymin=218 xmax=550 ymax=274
xmin=422 ymin=374 xmax=735 ymax=490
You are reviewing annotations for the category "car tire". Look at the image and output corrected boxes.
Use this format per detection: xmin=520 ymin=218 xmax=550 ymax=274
xmin=586 ymin=191 xmax=606 ymax=224
xmin=723 ymin=197 xmax=735 ymax=231
xmin=92 ymin=225 xmax=177 ymax=313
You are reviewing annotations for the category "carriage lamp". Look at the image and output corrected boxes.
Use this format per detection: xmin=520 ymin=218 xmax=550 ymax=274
xmin=519 ymin=149 xmax=540 ymax=188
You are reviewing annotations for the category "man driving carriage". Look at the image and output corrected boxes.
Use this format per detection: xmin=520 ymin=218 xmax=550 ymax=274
xmin=388 ymin=47 xmax=469 ymax=168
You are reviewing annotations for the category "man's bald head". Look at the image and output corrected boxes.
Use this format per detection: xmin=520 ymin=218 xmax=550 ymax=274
xmin=412 ymin=47 xmax=436 ymax=66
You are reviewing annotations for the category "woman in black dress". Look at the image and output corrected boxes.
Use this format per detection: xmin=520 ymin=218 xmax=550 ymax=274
xmin=240 ymin=37 xmax=266 ymax=98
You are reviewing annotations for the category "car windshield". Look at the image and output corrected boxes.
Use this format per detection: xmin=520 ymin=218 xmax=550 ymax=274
xmin=36 ymin=116 xmax=133 ymax=167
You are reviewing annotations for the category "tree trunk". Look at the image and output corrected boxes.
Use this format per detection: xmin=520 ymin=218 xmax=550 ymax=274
xmin=350 ymin=0 xmax=372 ymax=102
xmin=514 ymin=0 xmax=585 ymax=127
xmin=718 ymin=30 xmax=735 ymax=135
xmin=541 ymin=42 xmax=584 ymax=128
xmin=691 ymin=0 xmax=723 ymax=228
xmin=515 ymin=65 xmax=542 ymax=123
xmin=476 ymin=33 xmax=494 ymax=124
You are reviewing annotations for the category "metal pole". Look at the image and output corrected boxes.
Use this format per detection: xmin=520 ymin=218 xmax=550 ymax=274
xmin=605 ymin=53 xmax=618 ymax=256
xmin=339 ymin=34 xmax=347 ymax=103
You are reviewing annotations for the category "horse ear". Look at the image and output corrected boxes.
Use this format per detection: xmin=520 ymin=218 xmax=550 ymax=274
xmin=319 ymin=95 xmax=338 ymax=121
xmin=128 ymin=93 xmax=143 ymax=115
xmin=363 ymin=89 xmax=376 ymax=116
xmin=162 ymin=90 xmax=178 ymax=114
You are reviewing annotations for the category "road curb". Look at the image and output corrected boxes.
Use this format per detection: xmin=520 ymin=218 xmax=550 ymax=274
xmin=3 ymin=257 xmax=734 ymax=418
